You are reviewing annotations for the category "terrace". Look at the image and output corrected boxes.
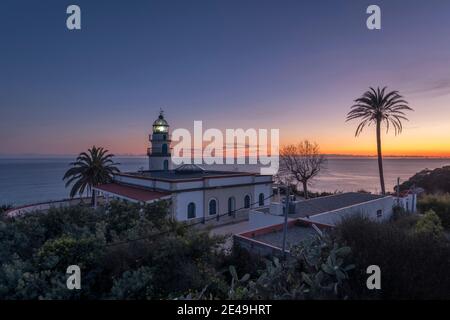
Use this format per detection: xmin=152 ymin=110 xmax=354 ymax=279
xmin=234 ymin=219 xmax=334 ymax=257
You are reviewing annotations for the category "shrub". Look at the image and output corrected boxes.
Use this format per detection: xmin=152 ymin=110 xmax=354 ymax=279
xmin=0 ymin=201 xmax=226 ymax=300
xmin=390 ymin=207 xmax=420 ymax=230
xmin=37 ymin=236 xmax=103 ymax=270
xmin=335 ymin=215 xmax=450 ymax=299
xmin=186 ymin=235 xmax=355 ymax=300
xmin=110 ymin=266 xmax=155 ymax=299
xmin=221 ymin=244 xmax=266 ymax=279
xmin=390 ymin=205 xmax=408 ymax=222
xmin=417 ymin=194 xmax=450 ymax=229
xmin=415 ymin=210 xmax=444 ymax=239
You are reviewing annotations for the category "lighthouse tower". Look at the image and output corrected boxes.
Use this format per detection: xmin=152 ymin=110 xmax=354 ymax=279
xmin=148 ymin=110 xmax=172 ymax=171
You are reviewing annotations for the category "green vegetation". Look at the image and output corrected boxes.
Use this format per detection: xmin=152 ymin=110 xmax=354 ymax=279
xmin=417 ymin=193 xmax=450 ymax=229
xmin=184 ymin=236 xmax=355 ymax=300
xmin=346 ymin=87 xmax=413 ymax=195
xmin=335 ymin=215 xmax=450 ymax=299
xmin=399 ymin=166 xmax=450 ymax=194
xmin=0 ymin=201 xmax=355 ymax=300
xmin=0 ymin=201 xmax=226 ymax=299
xmin=415 ymin=210 xmax=444 ymax=239
xmin=1 ymin=202 xmax=449 ymax=300
xmin=63 ymin=146 xmax=120 ymax=204
xmin=191 ymin=215 xmax=450 ymax=300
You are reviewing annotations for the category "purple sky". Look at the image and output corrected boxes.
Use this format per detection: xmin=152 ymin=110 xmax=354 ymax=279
xmin=1 ymin=0 xmax=450 ymax=156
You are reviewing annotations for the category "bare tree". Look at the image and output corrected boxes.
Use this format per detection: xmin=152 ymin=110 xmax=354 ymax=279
xmin=279 ymin=140 xmax=326 ymax=199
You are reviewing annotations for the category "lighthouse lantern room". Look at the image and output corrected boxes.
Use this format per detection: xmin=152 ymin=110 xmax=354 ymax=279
xmin=148 ymin=110 xmax=172 ymax=171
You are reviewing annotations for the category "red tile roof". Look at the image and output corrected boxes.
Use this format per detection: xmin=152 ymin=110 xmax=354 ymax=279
xmin=95 ymin=183 xmax=170 ymax=202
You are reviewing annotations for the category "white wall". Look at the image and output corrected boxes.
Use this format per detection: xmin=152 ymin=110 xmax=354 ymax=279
xmin=396 ymin=194 xmax=417 ymax=213
xmin=174 ymin=180 xmax=204 ymax=190
xmin=115 ymin=175 xmax=155 ymax=188
xmin=308 ymin=196 xmax=395 ymax=226
xmin=173 ymin=190 xmax=204 ymax=221
xmin=254 ymin=183 xmax=272 ymax=207
xmin=154 ymin=180 xmax=171 ymax=190
xmin=248 ymin=210 xmax=285 ymax=230
xmin=208 ymin=175 xmax=254 ymax=187
xmin=114 ymin=175 xmax=173 ymax=191
xmin=270 ymin=202 xmax=283 ymax=215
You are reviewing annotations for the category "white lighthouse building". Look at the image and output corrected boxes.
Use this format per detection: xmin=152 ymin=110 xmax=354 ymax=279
xmin=94 ymin=111 xmax=273 ymax=225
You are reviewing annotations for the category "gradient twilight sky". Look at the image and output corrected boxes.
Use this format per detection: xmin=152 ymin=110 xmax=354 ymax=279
xmin=1 ymin=0 xmax=450 ymax=157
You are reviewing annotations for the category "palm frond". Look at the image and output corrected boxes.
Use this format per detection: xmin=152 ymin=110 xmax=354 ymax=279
xmin=63 ymin=146 xmax=121 ymax=199
xmin=346 ymin=86 xmax=413 ymax=136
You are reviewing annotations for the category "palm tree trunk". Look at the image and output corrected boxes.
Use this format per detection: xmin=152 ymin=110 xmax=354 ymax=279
xmin=91 ymin=189 xmax=96 ymax=206
xmin=376 ymin=120 xmax=386 ymax=195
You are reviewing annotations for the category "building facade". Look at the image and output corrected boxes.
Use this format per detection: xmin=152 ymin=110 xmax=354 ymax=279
xmin=246 ymin=192 xmax=417 ymax=230
xmin=94 ymin=112 xmax=273 ymax=224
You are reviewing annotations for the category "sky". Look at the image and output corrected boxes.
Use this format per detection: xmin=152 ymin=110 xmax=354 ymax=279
xmin=1 ymin=0 xmax=450 ymax=157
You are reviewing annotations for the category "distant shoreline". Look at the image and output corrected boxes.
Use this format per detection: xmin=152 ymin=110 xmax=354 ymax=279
xmin=1 ymin=154 xmax=450 ymax=160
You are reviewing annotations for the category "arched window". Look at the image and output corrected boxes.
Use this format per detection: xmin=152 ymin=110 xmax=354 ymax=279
xmin=228 ymin=197 xmax=236 ymax=215
xmin=244 ymin=195 xmax=251 ymax=209
xmin=259 ymin=193 xmax=265 ymax=206
xmin=187 ymin=202 xmax=196 ymax=219
xmin=162 ymin=144 xmax=168 ymax=154
xmin=209 ymin=199 xmax=217 ymax=215
xmin=163 ymin=159 xmax=169 ymax=171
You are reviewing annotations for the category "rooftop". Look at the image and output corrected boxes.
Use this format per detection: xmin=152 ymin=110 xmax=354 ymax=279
xmin=119 ymin=167 xmax=260 ymax=181
xmin=290 ymin=192 xmax=388 ymax=218
xmin=254 ymin=224 xmax=318 ymax=250
xmin=237 ymin=219 xmax=333 ymax=251
xmin=95 ymin=183 xmax=170 ymax=202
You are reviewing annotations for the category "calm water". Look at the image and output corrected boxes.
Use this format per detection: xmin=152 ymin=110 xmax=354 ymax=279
xmin=0 ymin=157 xmax=449 ymax=206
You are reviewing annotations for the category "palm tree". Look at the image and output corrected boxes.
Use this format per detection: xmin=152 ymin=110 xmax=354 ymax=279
xmin=63 ymin=146 xmax=120 ymax=205
xmin=346 ymin=87 xmax=413 ymax=195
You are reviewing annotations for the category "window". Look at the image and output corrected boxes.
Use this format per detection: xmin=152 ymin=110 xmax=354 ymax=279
xmin=162 ymin=144 xmax=168 ymax=154
xmin=163 ymin=159 xmax=169 ymax=170
xmin=244 ymin=195 xmax=251 ymax=209
xmin=376 ymin=209 xmax=382 ymax=218
xmin=209 ymin=199 xmax=217 ymax=215
xmin=228 ymin=197 xmax=236 ymax=215
xmin=259 ymin=193 xmax=265 ymax=206
xmin=187 ymin=202 xmax=196 ymax=219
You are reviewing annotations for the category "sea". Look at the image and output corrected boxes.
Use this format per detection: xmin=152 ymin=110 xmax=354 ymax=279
xmin=1 ymin=156 xmax=449 ymax=206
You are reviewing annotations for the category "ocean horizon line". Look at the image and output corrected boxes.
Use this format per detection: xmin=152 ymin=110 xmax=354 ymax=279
xmin=1 ymin=154 xmax=450 ymax=160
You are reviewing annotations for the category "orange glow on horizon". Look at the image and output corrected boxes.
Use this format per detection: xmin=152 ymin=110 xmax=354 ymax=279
xmin=106 ymin=138 xmax=450 ymax=158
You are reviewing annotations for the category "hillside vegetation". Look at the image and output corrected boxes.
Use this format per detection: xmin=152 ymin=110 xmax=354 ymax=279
xmin=1 ymin=203 xmax=449 ymax=299
xmin=399 ymin=165 xmax=450 ymax=193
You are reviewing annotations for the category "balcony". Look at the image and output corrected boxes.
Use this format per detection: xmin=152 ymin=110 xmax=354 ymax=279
xmin=149 ymin=134 xmax=171 ymax=141
xmin=147 ymin=147 xmax=172 ymax=157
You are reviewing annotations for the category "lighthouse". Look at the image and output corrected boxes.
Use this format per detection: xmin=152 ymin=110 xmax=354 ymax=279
xmin=148 ymin=110 xmax=172 ymax=171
